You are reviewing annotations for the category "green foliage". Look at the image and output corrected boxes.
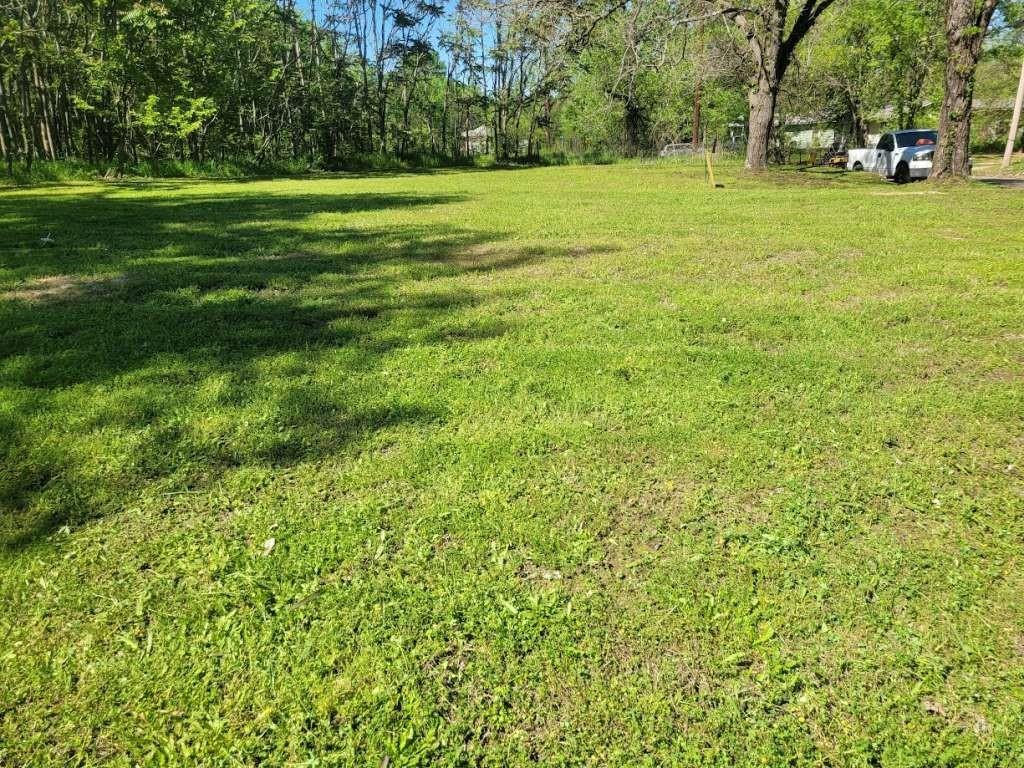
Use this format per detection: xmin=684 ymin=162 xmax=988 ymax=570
xmin=556 ymin=64 xmax=625 ymax=150
xmin=795 ymin=0 xmax=944 ymax=137
xmin=0 ymin=0 xmax=500 ymax=168
xmin=2 ymin=0 xmax=1020 ymax=171
xmin=972 ymin=34 xmax=1024 ymax=151
xmin=554 ymin=7 xmax=746 ymax=156
xmin=0 ymin=159 xmax=101 ymax=186
xmin=690 ymin=83 xmax=747 ymax=144
xmin=0 ymin=158 xmax=311 ymax=186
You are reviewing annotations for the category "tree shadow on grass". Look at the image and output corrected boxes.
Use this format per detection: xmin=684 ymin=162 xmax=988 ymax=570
xmin=0 ymin=162 xmax=545 ymax=191
xmin=0 ymin=187 xmax=470 ymax=273
xmin=0 ymin=184 xmax=600 ymax=550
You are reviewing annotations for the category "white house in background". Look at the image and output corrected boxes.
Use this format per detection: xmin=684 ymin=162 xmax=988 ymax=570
xmin=781 ymin=100 xmax=1015 ymax=150
xmin=462 ymin=125 xmax=489 ymax=155
xmin=781 ymin=106 xmax=930 ymax=150
xmin=781 ymin=116 xmax=837 ymax=150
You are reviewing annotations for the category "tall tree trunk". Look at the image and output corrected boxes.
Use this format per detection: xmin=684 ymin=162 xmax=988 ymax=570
xmin=746 ymin=76 xmax=776 ymax=171
xmin=692 ymin=78 xmax=702 ymax=149
xmin=1001 ymin=53 xmax=1024 ymax=171
xmin=843 ymin=88 xmax=867 ymax=146
xmin=0 ymin=74 xmax=15 ymax=167
xmin=19 ymin=67 xmax=36 ymax=168
xmin=32 ymin=62 xmax=56 ymax=160
xmin=623 ymin=96 xmax=644 ymax=157
xmin=931 ymin=0 xmax=998 ymax=179
xmin=692 ymin=19 xmax=704 ymax=150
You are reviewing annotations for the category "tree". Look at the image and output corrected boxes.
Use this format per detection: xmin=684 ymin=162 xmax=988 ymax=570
xmin=716 ymin=0 xmax=839 ymax=170
xmin=930 ymin=0 xmax=1000 ymax=178
xmin=555 ymin=0 xmax=705 ymax=156
xmin=3 ymin=0 xmax=969 ymax=173
xmin=806 ymin=0 xmax=943 ymax=146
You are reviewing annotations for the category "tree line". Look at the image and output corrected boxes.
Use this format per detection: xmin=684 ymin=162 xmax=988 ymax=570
xmin=1 ymin=0 xmax=1021 ymax=177
xmin=0 ymin=0 xmax=569 ymax=171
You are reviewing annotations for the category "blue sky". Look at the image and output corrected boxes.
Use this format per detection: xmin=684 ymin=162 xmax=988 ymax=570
xmin=295 ymin=0 xmax=460 ymax=26
xmin=294 ymin=0 xmax=469 ymax=55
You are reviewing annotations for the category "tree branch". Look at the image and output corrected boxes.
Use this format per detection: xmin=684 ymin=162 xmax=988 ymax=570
xmin=778 ymin=0 xmax=837 ymax=79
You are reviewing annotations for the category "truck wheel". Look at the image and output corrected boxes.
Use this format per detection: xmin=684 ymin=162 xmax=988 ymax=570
xmin=894 ymin=162 xmax=910 ymax=185
xmin=853 ymin=162 xmax=863 ymax=171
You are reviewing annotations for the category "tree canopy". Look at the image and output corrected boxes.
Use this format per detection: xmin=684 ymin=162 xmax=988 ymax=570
xmin=1 ymin=0 xmax=1021 ymax=173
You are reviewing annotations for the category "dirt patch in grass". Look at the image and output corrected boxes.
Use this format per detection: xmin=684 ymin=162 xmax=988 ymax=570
xmin=869 ymin=190 xmax=946 ymax=197
xmin=259 ymin=250 xmax=321 ymax=261
xmin=761 ymin=249 xmax=820 ymax=264
xmin=3 ymin=273 xmax=130 ymax=302
xmin=833 ymin=287 xmax=914 ymax=308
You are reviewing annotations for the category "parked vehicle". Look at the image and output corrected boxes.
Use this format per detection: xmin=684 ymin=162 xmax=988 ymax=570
xmin=659 ymin=143 xmax=699 ymax=158
xmin=846 ymin=129 xmax=941 ymax=183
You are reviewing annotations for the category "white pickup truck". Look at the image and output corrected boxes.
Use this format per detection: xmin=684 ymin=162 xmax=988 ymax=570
xmin=847 ymin=129 xmax=938 ymax=183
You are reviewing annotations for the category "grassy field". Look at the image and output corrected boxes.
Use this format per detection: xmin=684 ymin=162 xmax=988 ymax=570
xmin=1 ymin=161 xmax=1022 ymax=766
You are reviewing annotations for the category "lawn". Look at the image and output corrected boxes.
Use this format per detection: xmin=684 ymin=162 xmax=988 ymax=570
xmin=970 ymin=153 xmax=1024 ymax=178
xmin=1 ymin=162 xmax=1022 ymax=766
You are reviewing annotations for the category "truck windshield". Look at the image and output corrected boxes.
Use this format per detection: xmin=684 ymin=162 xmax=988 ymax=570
xmin=896 ymin=130 xmax=937 ymax=148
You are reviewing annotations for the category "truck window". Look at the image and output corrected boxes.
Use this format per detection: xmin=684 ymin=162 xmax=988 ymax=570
xmin=877 ymin=134 xmax=894 ymax=152
xmin=896 ymin=130 xmax=937 ymax=148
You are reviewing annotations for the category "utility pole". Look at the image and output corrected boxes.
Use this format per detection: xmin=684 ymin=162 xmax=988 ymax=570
xmin=1002 ymin=53 xmax=1024 ymax=171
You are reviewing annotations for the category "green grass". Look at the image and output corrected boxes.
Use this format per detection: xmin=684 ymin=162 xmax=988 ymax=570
xmin=968 ymin=153 xmax=1024 ymax=178
xmin=1 ymin=162 xmax=1022 ymax=766
xmin=0 ymin=152 xmax=600 ymax=189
